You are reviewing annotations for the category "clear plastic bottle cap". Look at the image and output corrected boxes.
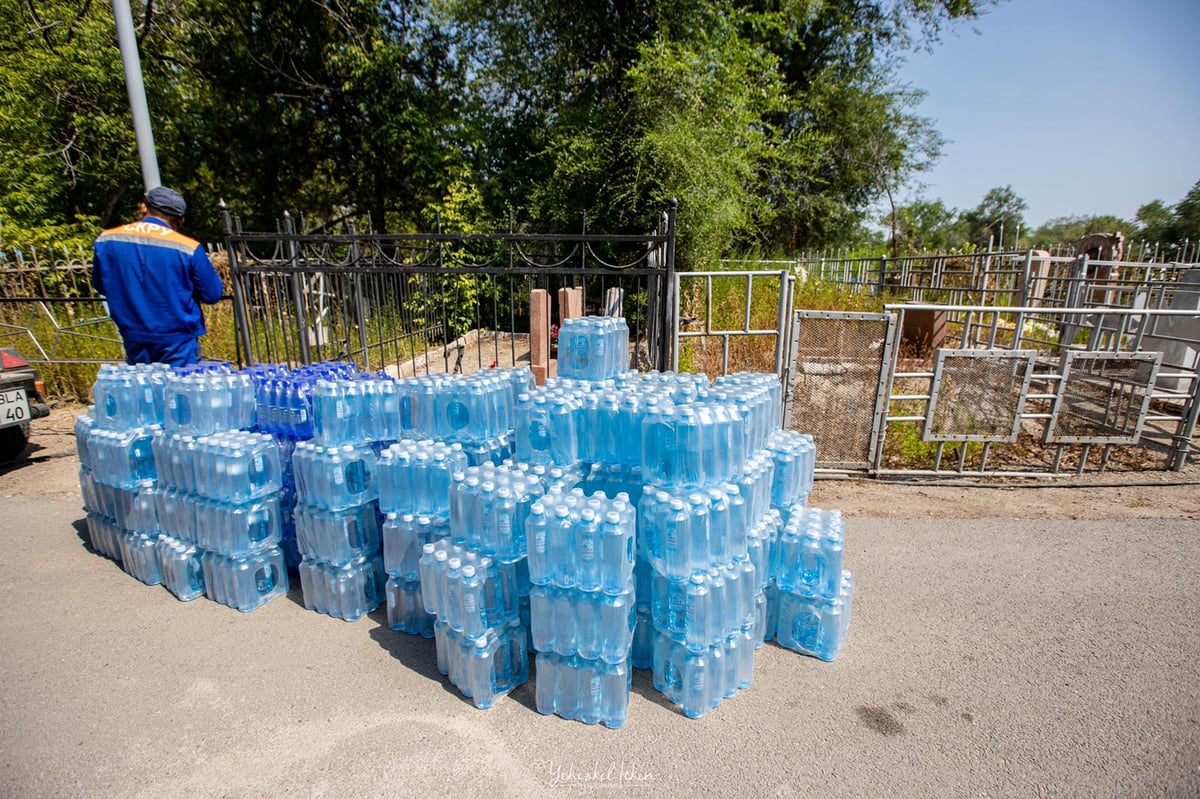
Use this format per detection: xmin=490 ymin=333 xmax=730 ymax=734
xmin=448 ymin=557 xmax=461 ymax=569
xmin=462 ymin=565 xmax=475 ymax=577
xmin=690 ymin=573 xmax=705 ymax=584
xmin=422 ymin=543 xmax=436 ymax=554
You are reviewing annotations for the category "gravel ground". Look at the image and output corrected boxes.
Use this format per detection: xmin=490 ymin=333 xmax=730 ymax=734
xmin=1 ymin=406 xmax=1197 ymax=797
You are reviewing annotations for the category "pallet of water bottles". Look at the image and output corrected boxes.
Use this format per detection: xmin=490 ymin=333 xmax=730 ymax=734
xmin=75 ymin=316 xmax=857 ymax=727
xmin=76 ymin=359 xmax=538 ymax=615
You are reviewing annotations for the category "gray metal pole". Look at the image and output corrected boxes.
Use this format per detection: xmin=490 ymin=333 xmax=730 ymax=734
xmin=112 ymin=0 xmax=161 ymax=191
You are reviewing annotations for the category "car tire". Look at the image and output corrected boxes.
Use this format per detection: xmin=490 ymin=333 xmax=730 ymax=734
xmin=0 ymin=424 xmax=29 ymax=462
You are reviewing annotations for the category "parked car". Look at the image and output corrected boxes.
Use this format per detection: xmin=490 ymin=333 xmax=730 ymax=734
xmin=0 ymin=349 xmax=50 ymax=462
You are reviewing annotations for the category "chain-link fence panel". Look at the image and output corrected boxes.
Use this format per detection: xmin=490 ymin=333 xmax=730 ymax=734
xmin=924 ymin=349 xmax=1036 ymax=442
xmin=1045 ymin=352 xmax=1162 ymax=444
xmin=787 ymin=312 xmax=894 ymax=469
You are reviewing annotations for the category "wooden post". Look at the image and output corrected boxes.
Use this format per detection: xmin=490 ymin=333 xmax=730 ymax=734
xmin=530 ymin=288 xmax=551 ymax=385
xmin=558 ymin=286 xmax=583 ymax=320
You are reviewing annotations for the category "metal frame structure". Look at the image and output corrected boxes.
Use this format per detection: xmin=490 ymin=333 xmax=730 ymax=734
xmin=221 ymin=204 xmax=677 ymax=374
xmin=1043 ymin=351 xmax=1162 ymax=446
xmin=786 ymin=310 xmax=896 ymax=471
xmin=671 ymin=270 xmax=794 ymax=381
xmin=874 ymin=304 xmax=1198 ymax=475
xmin=923 ymin=349 xmax=1037 ymax=443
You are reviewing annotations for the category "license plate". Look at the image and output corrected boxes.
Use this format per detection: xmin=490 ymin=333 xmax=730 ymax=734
xmin=0 ymin=387 xmax=30 ymax=428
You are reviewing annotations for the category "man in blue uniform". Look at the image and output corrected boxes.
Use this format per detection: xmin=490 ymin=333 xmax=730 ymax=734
xmin=92 ymin=186 xmax=224 ymax=366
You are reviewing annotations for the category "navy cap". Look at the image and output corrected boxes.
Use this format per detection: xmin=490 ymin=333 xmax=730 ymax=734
xmin=145 ymin=186 xmax=187 ymax=217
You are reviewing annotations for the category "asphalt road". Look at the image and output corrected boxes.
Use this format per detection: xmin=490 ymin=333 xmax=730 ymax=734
xmin=1 ymin=467 xmax=1198 ymax=796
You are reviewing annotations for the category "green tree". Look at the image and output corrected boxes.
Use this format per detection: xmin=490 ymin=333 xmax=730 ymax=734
xmin=959 ymin=185 xmax=1027 ymax=249
xmin=1029 ymin=214 xmax=1133 ymax=250
xmin=0 ymin=0 xmax=168 ymax=245
xmin=1134 ymin=199 xmax=1174 ymax=244
xmin=1170 ymin=179 xmax=1200 ymax=243
xmin=172 ymin=0 xmax=468 ymax=237
xmin=889 ymin=198 xmax=960 ymax=253
xmin=443 ymin=0 xmax=994 ymax=258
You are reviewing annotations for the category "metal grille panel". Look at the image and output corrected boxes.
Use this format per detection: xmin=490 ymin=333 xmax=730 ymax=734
xmin=925 ymin=349 xmax=1036 ymax=442
xmin=1044 ymin=352 xmax=1161 ymax=444
xmin=788 ymin=312 xmax=893 ymax=469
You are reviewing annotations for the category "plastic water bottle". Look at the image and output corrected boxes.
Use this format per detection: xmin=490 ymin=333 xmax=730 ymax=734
xmin=298 ymin=553 xmax=385 ymax=621
xmin=292 ymin=442 xmax=378 ymax=510
xmin=200 ymin=546 xmax=288 ymax=612
xmin=312 ymin=379 xmax=362 ymax=445
xmin=155 ymin=534 xmax=206 ymax=601
xmin=297 ymin=501 xmax=380 ymax=566
xmin=386 ymin=576 xmax=435 ymax=637
xmin=195 ymin=494 xmax=282 ymax=558
xmin=774 ymin=508 xmax=844 ymax=597
xmin=118 ymin=530 xmax=163 ymax=585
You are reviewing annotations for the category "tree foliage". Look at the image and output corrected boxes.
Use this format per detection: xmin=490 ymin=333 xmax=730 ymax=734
xmin=1028 ymin=214 xmax=1133 ymax=250
xmin=1133 ymin=181 xmax=1200 ymax=248
xmin=2 ymin=0 xmax=997 ymax=258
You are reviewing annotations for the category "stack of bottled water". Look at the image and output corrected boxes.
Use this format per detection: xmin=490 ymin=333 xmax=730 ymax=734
xmin=79 ymin=362 xmax=292 ymax=611
xmin=766 ymin=429 xmax=816 ymax=524
xmin=377 ymin=439 xmax=467 ymax=636
xmin=77 ymin=324 xmax=853 ymax=720
xmin=514 ymin=388 xmax=583 ymax=467
xmin=155 ymin=365 xmax=287 ymax=611
xmin=556 ymin=316 xmax=630 ymax=381
xmin=248 ymin=362 xmax=366 ymax=569
xmin=578 ymin=389 xmax=672 ymax=467
xmin=763 ymin=507 xmax=853 ymax=661
xmin=152 ymin=426 xmax=288 ymax=611
xmin=163 ymin=369 xmax=256 ymax=436
xmin=250 ymin=361 xmax=361 ymax=441
xmin=637 ymin=490 xmax=760 ymax=717
xmin=91 ymin=362 xmax=172 ymax=430
xmin=311 ymin=375 xmax=402 ymax=445
xmin=77 ymin=392 xmax=162 ymax=583
xmin=528 ymin=486 xmax=636 ymax=728
xmin=629 ymin=371 xmax=807 ymax=718
xmin=393 ymin=370 xmax=528 ymax=465
xmin=418 ymin=539 xmax=528 ymax=708
xmin=291 ymin=438 xmax=385 ymax=621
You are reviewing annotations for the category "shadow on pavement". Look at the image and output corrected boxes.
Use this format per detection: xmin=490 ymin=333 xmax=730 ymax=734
xmin=365 ymin=606 xmax=480 ymax=707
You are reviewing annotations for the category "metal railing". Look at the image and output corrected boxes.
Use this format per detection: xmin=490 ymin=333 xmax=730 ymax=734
xmin=222 ymin=204 xmax=677 ymax=375
xmin=673 ymin=270 xmax=794 ymax=380
xmin=874 ymin=304 xmax=1199 ymax=474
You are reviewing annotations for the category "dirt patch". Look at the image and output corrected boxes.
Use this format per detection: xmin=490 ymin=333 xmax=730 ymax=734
xmin=384 ymin=330 xmax=534 ymax=377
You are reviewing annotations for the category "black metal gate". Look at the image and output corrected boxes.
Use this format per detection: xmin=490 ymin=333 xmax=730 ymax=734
xmin=221 ymin=204 xmax=676 ymax=375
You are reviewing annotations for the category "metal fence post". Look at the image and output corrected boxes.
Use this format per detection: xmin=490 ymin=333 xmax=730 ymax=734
xmin=346 ymin=218 xmax=369 ymax=364
xmin=661 ymin=199 xmax=678 ymax=371
xmin=773 ymin=269 xmax=790 ymax=377
xmin=285 ymin=212 xmax=313 ymax=365
xmin=221 ymin=201 xmax=253 ymax=366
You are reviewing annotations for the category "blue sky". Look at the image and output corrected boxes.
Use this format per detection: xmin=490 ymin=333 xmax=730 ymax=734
xmin=895 ymin=0 xmax=1200 ymax=232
